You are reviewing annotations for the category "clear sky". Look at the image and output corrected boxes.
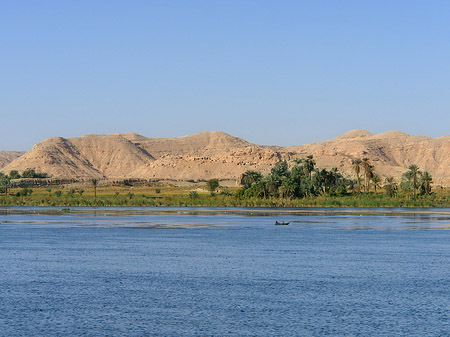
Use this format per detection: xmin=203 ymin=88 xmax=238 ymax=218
xmin=1 ymin=1 xmax=449 ymax=150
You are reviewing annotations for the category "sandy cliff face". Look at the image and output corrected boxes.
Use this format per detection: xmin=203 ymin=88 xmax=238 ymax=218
xmin=2 ymin=130 xmax=450 ymax=186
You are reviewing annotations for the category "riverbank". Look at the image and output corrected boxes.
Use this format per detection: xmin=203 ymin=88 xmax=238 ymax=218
xmin=1 ymin=185 xmax=450 ymax=208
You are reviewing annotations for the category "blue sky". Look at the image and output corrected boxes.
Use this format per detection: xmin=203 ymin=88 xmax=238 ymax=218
xmin=1 ymin=1 xmax=449 ymax=150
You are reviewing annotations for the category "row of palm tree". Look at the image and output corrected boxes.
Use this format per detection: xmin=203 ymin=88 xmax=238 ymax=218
xmin=239 ymin=156 xmax=351 ymax=199
xmin=352 ymin=158 xmax=376 ymax=192
xmin=240 ymin=156 xmax=434 ymax=200
xmin=352 ymin=158 xmax=433 ymax=199
xmin=401 ymin=165 xmax=433 ymax=200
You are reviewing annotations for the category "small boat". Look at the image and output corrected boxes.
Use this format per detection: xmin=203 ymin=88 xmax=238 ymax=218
xmin=275 ymin=221 xmax=289 ymax=225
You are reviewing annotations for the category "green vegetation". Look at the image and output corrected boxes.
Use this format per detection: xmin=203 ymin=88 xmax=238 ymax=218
xmin=20 ymin=169 xmax=49 ymax=178
xmin=0 ymin=183 xmax=449 ymax=208
xmin=0 ymin=169 xmax=50 ymax=185
xmin=0 ymin=157 xmax=445 ymax=207
xmin=9 ymin=170 xmax=21 ymax=179
xmin=0 ymin=174 xmax=11 ymax=197
xmin=238 ymin=157 xmax=350 ymax=199
xmin=206 ymin=179 xmax=220 ymax=192
xmin=91 ymin=178 xmax=98 ymax=198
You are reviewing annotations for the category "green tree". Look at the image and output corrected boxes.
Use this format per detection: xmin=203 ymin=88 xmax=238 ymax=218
xmin=383 ymin=177 xmax=397 ymax=197
xmin=240 ymin=170 xmax=262 ymax=188
xmin=419 ymin=171 xmax=432 ymax=195
xmin=401 ymin=171 xmax=412 ymax=195
xmin=91 ymin=178 xmax=98 ymax=198
xmin=270 ymin=161 xmax=289 ymax=179
xmin=352 ymin=159 xmax=362 ymax=193
xmin=22 ymin=169 xmax=37 ymax=178
xmin=0 ymin=175 xmax=11 ymax=197
xmin=365 ymin=164 xmax=374 ymax=192
xmin=280 ymin=176 xmax=296 ymax=199
xmin=9 ymin=170 xmax=21 ymax=179
xmin=291 ymin=159 xmax=307 ymax=195
xmin=361 ymin=158 xmax=372 ymax=192
xmin=372 ymin=173 xmax=381 ymax=193
xmin=407 ymin=165 xmax=420 ymax=201
xmin=264 ymin=174 xmax=280 ymax=198
xmin=206 ymin=179 xmax=220 ymax=192
xmin=303 ymin=155 xmax=316 ymax=181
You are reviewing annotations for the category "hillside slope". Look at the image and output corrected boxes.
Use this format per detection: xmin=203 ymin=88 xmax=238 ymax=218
xmin=2 ymin=130 xmax=450 ymax=186
xmin=0 ymin=151 xmax=25 ymax=169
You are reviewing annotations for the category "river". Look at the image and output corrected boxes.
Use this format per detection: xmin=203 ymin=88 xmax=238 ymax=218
xmin=1 ymin=207 xmax=449 ymax=336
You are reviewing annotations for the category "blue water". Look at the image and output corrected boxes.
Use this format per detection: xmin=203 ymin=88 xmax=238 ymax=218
xmin=1 ymin=207 xmax=449 ymax=336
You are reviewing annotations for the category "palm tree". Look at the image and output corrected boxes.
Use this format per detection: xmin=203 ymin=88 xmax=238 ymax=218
xmin=419 ymin=171 xmax=433 ymax=195
xmin=407 ymin=165 xmax=420 ymax=201
xmin=264 ymin=175 xmax=279 ymax=198
xmin=304 ymin=155 xmax=316 ymax=181
xmin=292 ymin=158 xmax=306 ymax=192
xmin=280 ymin=177 xmax=295 ymax=199
xmin=314 ymin=169 xmax=327 ymax=195
xmin=240 ymin=170 xmax=262 ymax=188
xmin=270 ymin=160 xmax=289 ymax=179
xmin=352 ymin=159 xmax=362 ymax=193
xmin=383 ymin=177 xmax=397 ymax=197
xmin=365 ymin=165 xmax=374 ymax=193
xmin=361 ymin=158 xmax=372 ymax=192
xmin=258 ymin=180 xmax=268 ymax=199
xmin=372 ymin=173 xmax=381 ymax=193
xmin=91 ymin=178 xmax=98 ymax=198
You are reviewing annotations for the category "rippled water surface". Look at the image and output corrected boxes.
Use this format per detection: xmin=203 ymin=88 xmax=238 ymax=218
xmin=1 ymin=207 xmax=449 ymax=336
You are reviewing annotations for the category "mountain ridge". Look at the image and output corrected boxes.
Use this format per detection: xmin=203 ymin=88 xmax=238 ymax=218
xmin=2 ymin=130 xmax=450 ymax=186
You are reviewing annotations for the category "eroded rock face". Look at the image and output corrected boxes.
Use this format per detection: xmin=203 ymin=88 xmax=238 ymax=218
xmin=0 ymin=151 xmax=25 ymax=169
xmin=2 ymin=130 xmax=450 ymax=186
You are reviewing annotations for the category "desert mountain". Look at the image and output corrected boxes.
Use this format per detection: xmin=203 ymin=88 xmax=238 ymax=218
xmin=2 ymin=130 xmax=450 ymax=186
xmin=0 ymin=151 xmax=25 ymax=169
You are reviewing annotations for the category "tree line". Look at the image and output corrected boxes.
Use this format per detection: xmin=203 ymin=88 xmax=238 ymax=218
xmin=238 ymin=156 xmax=433 ymax=200
xmin=0 ymin=169 xmax=50 ymax=196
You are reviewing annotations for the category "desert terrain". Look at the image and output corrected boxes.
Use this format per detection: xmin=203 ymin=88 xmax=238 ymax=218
xmin=1 ymin=130 xmax=449 ymax=186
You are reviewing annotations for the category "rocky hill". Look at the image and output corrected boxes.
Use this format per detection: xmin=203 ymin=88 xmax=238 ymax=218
xmin=2 ymin=130 xmax=450 ymax=186
xmin=0 ymin=151 xmax=25 ymax=169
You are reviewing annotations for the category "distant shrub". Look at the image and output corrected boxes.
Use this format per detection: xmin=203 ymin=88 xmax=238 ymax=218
xmin=9 ymin=170 xmax=21 ymax=179
xmin=21 ymin=169 xmax=49 ymax=178
xmin=54 ymin=190 xmax=62 ymax=197
xmin=206 ymin=179 xmax=220 ymax=192
xmin=189 ymin=191 xmax=199 ymax=199
xmin=220 ymin=188 xmax=231 ymax=196
xmin=16 ymin=188 xmax=33 ymax=197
